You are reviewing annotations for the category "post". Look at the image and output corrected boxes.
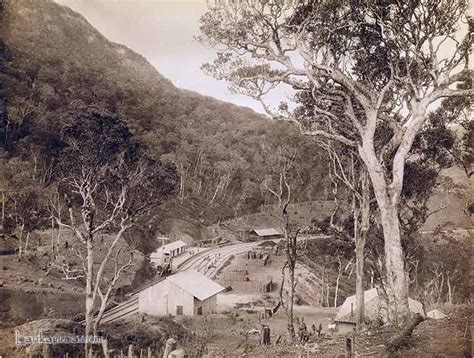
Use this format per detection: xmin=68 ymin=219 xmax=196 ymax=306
xmin=345 ymin=337 xmax=352 ymax=358
xmin=163 ymin=337 xmax=176 ymax=358
xmin=147 ymin=347 xmax=152 ymax=358
xmin=128 ymin=344 xmax=134 ymax=358
xmin=102 ymin=337 xmax=109 ymax=358
xmin=352 ymin=328 xmax=356 ymax=356
xmin=43 ymin=343 xmax=51 ymax=358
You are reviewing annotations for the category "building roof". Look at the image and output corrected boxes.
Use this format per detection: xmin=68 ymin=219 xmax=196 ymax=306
xmin=160 ymin=240 xmax=187 ymax=252
xmin=166 ymin=270 xmax=225 ymax=301
xmin=150 ymin=240 xmax=187 ymax=258
xmin=251 ymin=228 xmax=282 ymax=237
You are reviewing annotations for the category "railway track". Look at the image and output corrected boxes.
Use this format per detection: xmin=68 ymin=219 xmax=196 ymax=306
xmin=94 ymin=241 xmax=259 ymax=324
xmin=99 ymin=296 xmax=139 ymax=324
xmin=178 ymin=242 xmax=257 ymax=278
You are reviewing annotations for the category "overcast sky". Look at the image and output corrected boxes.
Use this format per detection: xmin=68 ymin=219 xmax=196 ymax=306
xmin=56 ymin=0 xmax=269 ymax=113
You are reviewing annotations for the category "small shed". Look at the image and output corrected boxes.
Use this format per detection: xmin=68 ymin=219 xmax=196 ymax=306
xmin=256 ymin=240 xmax=277 ymax=251
xmin=249 ymin=228 xmax=283 ymax=239
xmin=138 ymin=270 xmax=225 ymax=316
xmin=427 ymin=309 xmax=447 ymax=320
xmin=335 ymin=288 xmax=425 ymax=328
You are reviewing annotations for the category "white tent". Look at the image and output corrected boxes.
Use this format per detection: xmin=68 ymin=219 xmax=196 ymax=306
xmin=427 ymin=309 xmax=447 ymax=319
xmin=335 ymin=288 xmax=425 ymax=323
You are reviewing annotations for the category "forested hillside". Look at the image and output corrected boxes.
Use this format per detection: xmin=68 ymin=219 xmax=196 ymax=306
xmin=0 ymin=0 xmax=329 ymax=244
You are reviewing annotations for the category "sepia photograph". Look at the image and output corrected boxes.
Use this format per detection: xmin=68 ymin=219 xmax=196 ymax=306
xmin=0 ymin=0 xmax=472 ymax=357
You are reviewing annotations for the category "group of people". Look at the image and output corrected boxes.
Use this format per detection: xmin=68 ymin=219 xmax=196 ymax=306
xmin=295 ymin=317 xmax=323 ymax=344
xmin=258 ymin=317 xmax=324 ymax=347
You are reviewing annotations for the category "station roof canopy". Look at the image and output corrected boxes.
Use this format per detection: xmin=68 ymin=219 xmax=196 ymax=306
xmin=250 ymin=228 xmax=282 ymax=237
xmin=166 ymin=270 xmax=225 ymax=301
xmin=162 ymin=240 xmax=187 ymax=252
xmin=151 ymin=240 xmax=187 ymax=256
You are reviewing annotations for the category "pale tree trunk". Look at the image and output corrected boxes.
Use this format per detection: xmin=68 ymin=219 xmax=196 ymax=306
xmin=84 ymin=238 xmax=94 ymax=357
xmin=334 ymin=257 xmax=342 ymax=308
xmin=1 ymin=190 xmax=4 ymax=229
xmin=446 ymin=274 xmax=453 ymax=304
xmin=359 ymin=138 xmax=409 ymax=322
xmin=51 ymin=219 xmax=55 ymax=253
xmin=265 ymin=152 xmax=301 ymax=343
xmin=56 ymin=193 xmax=61 ymax=248
xmin=326 ymin=282 xmax=330 ymax=307
xmin=18 ymin=230 xmax=22 ymax=259
xmin=438 ymin=273 xmax=444 ymax=304
xmin=355 ymin=171 xmax=370 ymax=326
xmin=320 ymin=268 xmax=325 ymax=307
xmin=18 ymin=223 xmax=25 ymax=260
xmin=287 ymin=259 xmax=296 ymax=343
xmin=355 ymin=240 xmax=365 ymax=324
xmin=284 ymin=219 xmax=297 ymax=343
xmin=413 ymin=260 xmax=419 ymax=291
xmin=179 ymin=164 xmax=186 ymax=204
xmin=25 ymin=232 xmax=30 ymax=254
xmin=378 ymin=202 xmax=409 ymax=321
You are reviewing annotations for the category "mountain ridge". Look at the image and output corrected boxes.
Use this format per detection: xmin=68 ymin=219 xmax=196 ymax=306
xmin=0 ymin=0 xmax=328 ymax=239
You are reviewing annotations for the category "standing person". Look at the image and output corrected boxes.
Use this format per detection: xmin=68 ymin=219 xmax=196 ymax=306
xmin=299 ymin=319 xmax=307 ymax=343
xmin=263 ymin=325 xmax=271 ymax=346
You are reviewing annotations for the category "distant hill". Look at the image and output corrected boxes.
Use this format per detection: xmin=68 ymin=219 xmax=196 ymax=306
xmin=422 ymin=167 xmax=473 ymax=231
xmin=0 ymin=0 xmax=470 ymax=245
xmin=0 ymin=0 xmax=329 ymax=244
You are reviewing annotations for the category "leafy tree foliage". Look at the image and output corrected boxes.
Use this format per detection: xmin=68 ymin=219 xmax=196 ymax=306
xmin=0 ymin=0 xmax=329 ymax=229
xmin=48 ymin=109 xmax=178 ymax=355
xmin=198 ymin=0 xmax=472 ymax=321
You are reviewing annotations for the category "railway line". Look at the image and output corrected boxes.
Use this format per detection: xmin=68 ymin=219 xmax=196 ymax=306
xmin=96 ymin=241 xmax=260 ymax=324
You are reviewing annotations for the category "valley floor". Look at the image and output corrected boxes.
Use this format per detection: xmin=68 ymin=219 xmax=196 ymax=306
xmin=0 ymin=238 xmax=471 ymax=357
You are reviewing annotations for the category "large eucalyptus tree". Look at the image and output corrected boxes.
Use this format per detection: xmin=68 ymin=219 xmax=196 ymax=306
xmin=199 ymin=0 xmax=473 ymax=321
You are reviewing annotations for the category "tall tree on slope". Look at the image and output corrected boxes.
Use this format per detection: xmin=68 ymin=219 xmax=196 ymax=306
xmin=199 ymin=0 xmax=473 ymax=321
xmin=50 ymin=110 xmax=178 ymax=356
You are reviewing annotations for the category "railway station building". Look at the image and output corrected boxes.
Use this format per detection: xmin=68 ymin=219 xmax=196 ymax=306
xmin=138 ymin=270 xmax=225 ymax=316
xmin=150 ymin=239 xmax=187 ymax=266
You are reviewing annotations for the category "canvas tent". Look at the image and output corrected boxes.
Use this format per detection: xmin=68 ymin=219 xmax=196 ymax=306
xmin=427 ymin=309 xmax=447 ymax=319
xmin=335 ymin=288 xmax=425 ymax=324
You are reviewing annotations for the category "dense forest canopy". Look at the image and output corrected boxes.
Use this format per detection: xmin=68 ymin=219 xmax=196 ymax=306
xmin=0 ymin=0 xmax=330 ymax=240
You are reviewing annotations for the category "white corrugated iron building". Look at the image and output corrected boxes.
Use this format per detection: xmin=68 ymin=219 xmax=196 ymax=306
xmin=138 ymin=270 xmax=225 ymax=316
